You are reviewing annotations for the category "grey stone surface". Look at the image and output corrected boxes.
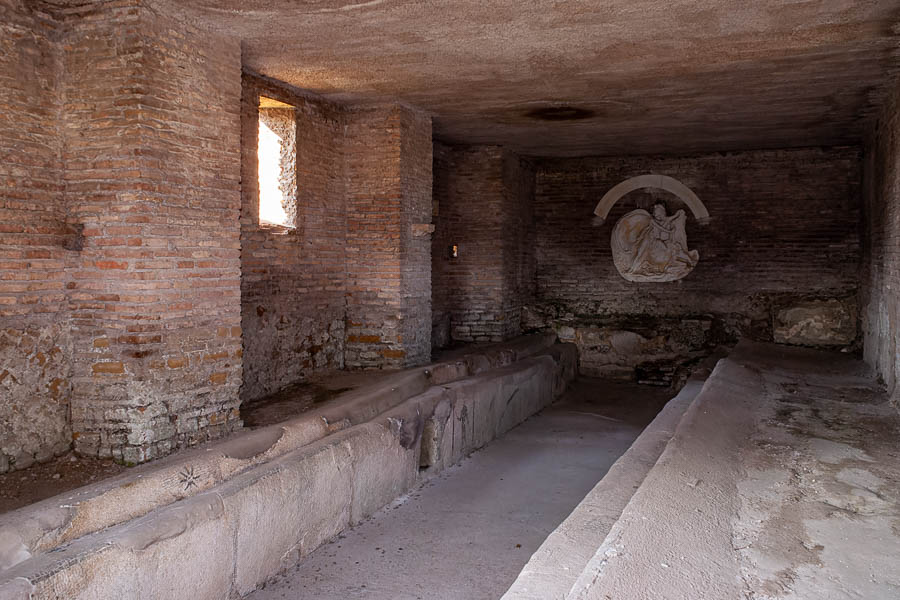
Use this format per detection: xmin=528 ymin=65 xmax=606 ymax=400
xmin=503 ymin=353 xmax=722 ymax=600
xmin=348 ymin=422 xmax=418 ymax=526
xmin=0 ymin=577 xmax=33 ymax=600
xmin=227 ymin=436 xmax=354 ymax=595
xmin=17 ymin=492 xmax=237 ymax=600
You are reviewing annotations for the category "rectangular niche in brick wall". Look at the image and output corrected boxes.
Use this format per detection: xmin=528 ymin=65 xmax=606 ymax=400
xmin=258 ymin=97 xmax=297 ymax=228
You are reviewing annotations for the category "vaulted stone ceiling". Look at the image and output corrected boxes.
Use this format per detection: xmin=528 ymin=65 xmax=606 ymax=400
xmin=175 ymin=0 xmax=899 ymax=157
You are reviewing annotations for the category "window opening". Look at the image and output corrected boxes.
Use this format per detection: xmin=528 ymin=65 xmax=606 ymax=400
xmin=258 ymin=96 xmax=297 ymax=227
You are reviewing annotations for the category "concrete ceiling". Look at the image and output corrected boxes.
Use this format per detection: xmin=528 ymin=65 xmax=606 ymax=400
xmin=179 ymin=0 xmax=900 ymax=157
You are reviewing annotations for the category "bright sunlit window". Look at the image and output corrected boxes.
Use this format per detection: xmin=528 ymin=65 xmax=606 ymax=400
xmin=258 ymin=97 xmax=296 ymax=227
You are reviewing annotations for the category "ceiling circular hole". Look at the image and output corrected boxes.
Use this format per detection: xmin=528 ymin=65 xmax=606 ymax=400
xmin=524 ymin=106 xmax=596 ymax=121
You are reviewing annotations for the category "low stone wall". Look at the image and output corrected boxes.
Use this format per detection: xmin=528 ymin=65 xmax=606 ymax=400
xmin=0 ymin=336 xmax=575 ymax=599
xmin=562 ymin=351 xmax=762 ymax=600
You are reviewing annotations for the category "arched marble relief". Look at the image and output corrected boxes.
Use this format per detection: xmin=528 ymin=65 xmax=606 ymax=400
xmin=595 ymin=175 xmax=708 ymax=283
xmin=611 ymin=205 xmax=699 ymax=282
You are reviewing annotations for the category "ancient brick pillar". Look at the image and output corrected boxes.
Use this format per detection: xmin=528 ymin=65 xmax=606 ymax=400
xmin=344 ymin=105 xmax=433 ymax=368
xmin=61 ymin=1 xmax=243 ymax=464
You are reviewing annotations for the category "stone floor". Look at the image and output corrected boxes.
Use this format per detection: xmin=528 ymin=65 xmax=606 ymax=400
xmin=246 ymin=379 xmax=673 ymax=600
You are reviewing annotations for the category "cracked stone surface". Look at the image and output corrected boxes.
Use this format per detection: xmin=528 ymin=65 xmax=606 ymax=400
xmin=733 ymin=352 xmax=900 ymax=599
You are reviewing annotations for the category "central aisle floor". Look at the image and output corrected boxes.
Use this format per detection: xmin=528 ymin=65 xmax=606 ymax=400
xmin=247 ymin=379 xmax=673 ymax=600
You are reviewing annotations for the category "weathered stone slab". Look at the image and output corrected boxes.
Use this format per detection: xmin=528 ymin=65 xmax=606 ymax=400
xmin=347 ymin=422 xmax=419 ymax=526
xmin=774 ymin=299 xmax=857 ymax=347
xmin=227 ymin=437 xmax=353 ymax=595
xmin=555 ymin=341 xmax=899 ymax=600
xmin=10 ymin=492 xmax=237 ymax=600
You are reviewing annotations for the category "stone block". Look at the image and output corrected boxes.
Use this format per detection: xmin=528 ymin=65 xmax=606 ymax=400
xmin=347 ymin=423 xmax=418 ymax=525
xmin=774 ymin=299 xmax=857 ymax=347
xmin=227 ymin=438 xmax=353 ymax=595
xmin=449 ymin=386 xmax=477 ymax=461
xmin=30 ymin=494 xmax=236 ymax=600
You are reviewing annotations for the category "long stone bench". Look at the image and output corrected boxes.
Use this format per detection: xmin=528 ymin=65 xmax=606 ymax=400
xmin=501 ymin=353 xmax=721 ymax=599
xmin=506 ymin=340 xmax=900 ymax=600
xmin=0 ymin=335 xmax=576 ymax=599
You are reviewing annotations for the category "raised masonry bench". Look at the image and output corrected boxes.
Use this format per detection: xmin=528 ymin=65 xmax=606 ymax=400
xmin=0 ymin=334 xmax=575 ymax=600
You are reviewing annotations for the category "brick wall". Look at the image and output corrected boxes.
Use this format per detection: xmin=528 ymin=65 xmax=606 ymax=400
xmin=61 ymin=1 xmax=243 ymax=464
xmin=0 ymin=0 xmax=70 ymax=473
xmin=503 ymin=151 xmax=537 ymax=335
xmin=431 ymin=145 xmax=534 ymax=345
xmin=430 ymin=142 xmax=453 ymax=347
xmin=0 ymin=2 xmax=443 ymax=471
xmin=531 ymin=147 xmax=861 ymax=380
xmin=344 ymin=105 xmax=433 ymax=368
xmin=240 ymin=74 xmax=348 ymax=402
xmin=399 ymin=107 xmax=435 ymax=364
xmin=862 ymin=81 xmax=900 ymax=407
xmin=242 ymin=80 xmax=434 ymax=390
